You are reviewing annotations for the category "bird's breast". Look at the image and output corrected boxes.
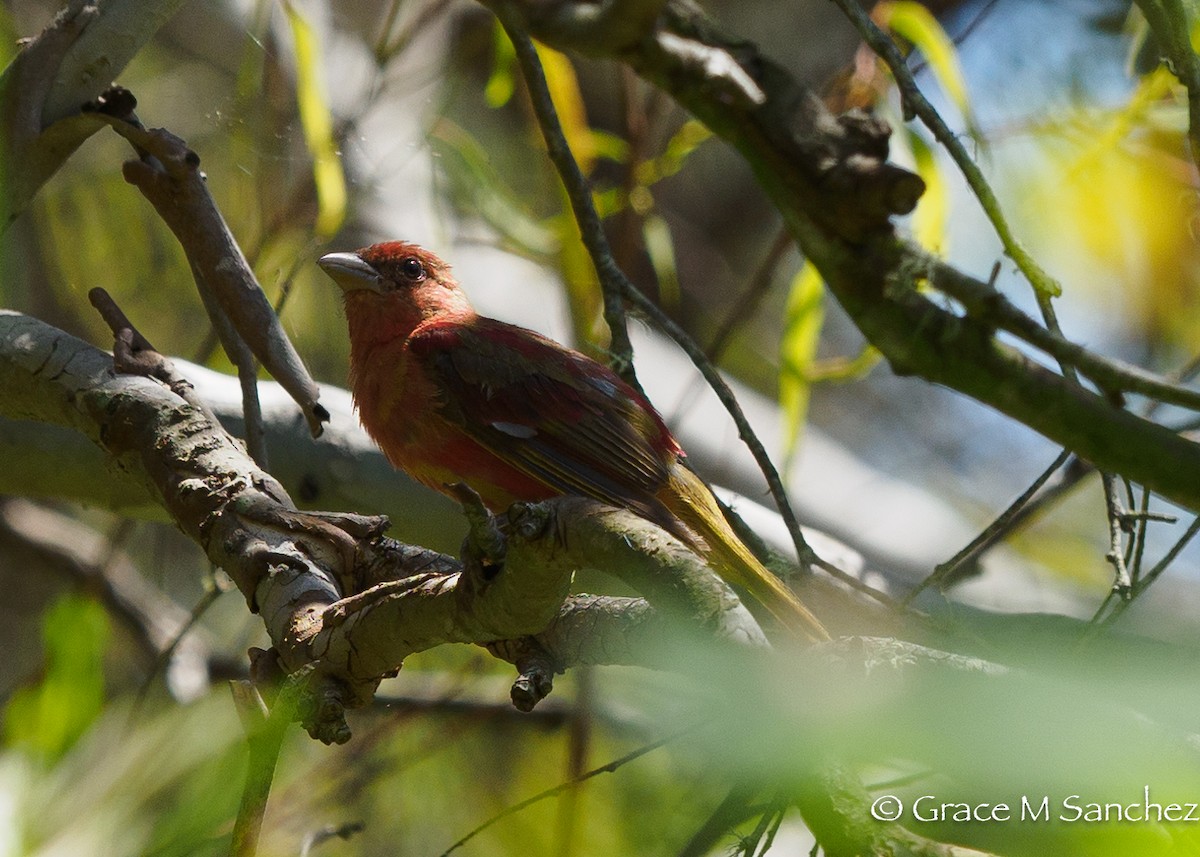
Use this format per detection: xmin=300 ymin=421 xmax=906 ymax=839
xmin=349 ymin=340 xmax=556 ymax=511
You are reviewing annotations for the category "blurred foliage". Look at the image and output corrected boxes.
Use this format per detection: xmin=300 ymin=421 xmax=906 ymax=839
xmin=778 ymin=3 xmax=964 ymax=463
xmin=1009 ymin=100 xmax=1200 ymax=349
xmin=3 ymin=594 xmax=108 ymax=761
xmin=2 ymin=695 xmax=243 ymax=857
xmin=6 ymin=0 xmax=1200 ymax=855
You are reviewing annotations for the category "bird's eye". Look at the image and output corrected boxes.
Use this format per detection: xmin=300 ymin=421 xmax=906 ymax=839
xmin=400 ymin=257 xmax=426 ymax=281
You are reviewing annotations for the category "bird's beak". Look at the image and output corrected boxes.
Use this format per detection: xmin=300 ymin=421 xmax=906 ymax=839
xmin=318 ymin=252 xmax=387 ymax=294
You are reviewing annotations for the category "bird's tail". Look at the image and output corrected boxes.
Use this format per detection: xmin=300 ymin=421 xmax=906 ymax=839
xmin=661 ymin=466 xmax=829 ymax=644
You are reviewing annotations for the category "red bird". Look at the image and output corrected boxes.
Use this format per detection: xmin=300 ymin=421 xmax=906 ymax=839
xmin=319 ymin=241 xmax=828 ymax=643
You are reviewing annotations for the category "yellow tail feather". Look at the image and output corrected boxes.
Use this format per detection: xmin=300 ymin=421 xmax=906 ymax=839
xmin=660 ymin=466 xmax=830 ymax=643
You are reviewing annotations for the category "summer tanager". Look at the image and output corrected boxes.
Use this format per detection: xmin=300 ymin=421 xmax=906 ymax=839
xmin=319 ymin=241 xmax=828 ymax=643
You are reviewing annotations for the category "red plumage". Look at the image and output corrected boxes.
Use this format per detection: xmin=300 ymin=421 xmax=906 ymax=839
xmin=321 ymin=241 xmax=827 ymax=642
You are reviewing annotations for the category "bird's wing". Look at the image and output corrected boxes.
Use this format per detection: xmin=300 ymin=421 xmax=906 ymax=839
xmin=409 ymin=318 xmax=685 ymax=531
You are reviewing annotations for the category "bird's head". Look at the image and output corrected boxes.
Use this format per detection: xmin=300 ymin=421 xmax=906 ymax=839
xmin=319 ymin=241 xmax=474 ymax=341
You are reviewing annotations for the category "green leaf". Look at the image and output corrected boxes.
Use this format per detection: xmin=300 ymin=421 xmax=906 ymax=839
xmin=779 ymin=262 xmax=826 ymax=472
xmin=283 ymin=0 xmax=347 ymax=238
xmin=590 ymin=129 xmax=630 ymax=165
xmin=4 ymin=594 xmax=109 ymax=760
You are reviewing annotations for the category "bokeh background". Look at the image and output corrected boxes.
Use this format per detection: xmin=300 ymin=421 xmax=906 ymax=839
xmin=3 ymin=0 xmax=1200 ymax=854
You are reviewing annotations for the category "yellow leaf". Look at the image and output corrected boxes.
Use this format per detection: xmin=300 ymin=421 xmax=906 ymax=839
xmin=1013 ymin=107 xmax=1200 ymax=346
xmin=809 ymin=345 xmax=881 ymax=382
xmin=283 ymin=1 xmax=346 ymax=238
xmin=635 ymin=120 xmax=712 ymax=186
xmin=535 ymin=41 xmax=596 ymax=173
xmin=908 ymin=128 xmax=947 ymax=253
xmin=875 ymin=1 xmax=975 ymax=127
xmin=779 ymin=262 xmax=826 ymax=472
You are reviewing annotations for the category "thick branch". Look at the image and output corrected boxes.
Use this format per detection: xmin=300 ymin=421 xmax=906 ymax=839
xmin=1 ymin=4 xmax=326 ymax=436
xmin=315 ymin=496 xmax=767 ymax=686
xmin=6 ymin=311 xmax=1195 ymax=855
xmin=831 ymin=247 xmax=1200 ymax=513
xmin=0 ymin=309 xmax=769 ymax=733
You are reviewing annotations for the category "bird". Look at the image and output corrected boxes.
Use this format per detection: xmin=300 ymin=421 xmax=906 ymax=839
xmin=318 ymin=241 xmax=828 ymax=643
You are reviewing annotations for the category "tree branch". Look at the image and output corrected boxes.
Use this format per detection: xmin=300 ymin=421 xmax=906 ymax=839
xmin=0 ymin=308 xmax=770 ymax=735
xmin=494 ymin=5 xmax=840 ymax=579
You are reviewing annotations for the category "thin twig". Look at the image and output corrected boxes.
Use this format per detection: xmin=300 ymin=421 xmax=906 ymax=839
xmin=134 ymin=580 xmax=226 ymax=708
xmin=1102 ymin=474 xmax=1132 ymax=596
xmin=84 ymin=96 xmax=328 ymax=438
xmin=833 ymin=0 xmax=1061 ymax=298
xmin=230 ymin=678 xmax=303 ymax=857
xmin=371 ymin=691 xmax=577 ymax=725
xmin=1127 ymin=484 xmax=1152 ymax=590
xmin=919 ymin=340 xmax=1200 ymax=595
xmin=1096 ymin=514 xmax=1200 ymax=626
xmin=908 ymin=0 xmax=1002 ymax=77
xmin=88 ymin=287 xmax=224 ymax=428
xmin=1131 ymin=514 xmax=1200 ymax=595
xmin=193 ymin=266 xmax=269 ymax=467
xmin=1021 ymin=253 xmax=1138 ymax=607
xmin=438 ymin=724 xmax=698 ymax=857
xmin=966 ymin=350 xmax=1200 ymax=573
xmin=677 ymin=783 xmax=760 ymax=857
xmin=904 ymin=449 xmax=1073 ymax=603
xmin=741 ymin=795 xmax=787 ymax=857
